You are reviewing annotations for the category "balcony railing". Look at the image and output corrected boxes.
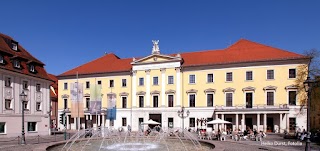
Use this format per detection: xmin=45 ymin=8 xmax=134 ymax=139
xmin=215 ymin=103 xmax=289 ymax=110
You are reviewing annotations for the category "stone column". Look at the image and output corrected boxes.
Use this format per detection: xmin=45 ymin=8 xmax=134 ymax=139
xmin=263 ymin=113 xmax=267 ymax=132
xmin=221 ymin=114 xmax=225 ymax=130
xmin=286 ymin=113 xmax=289 ymax=132
xmin=132 ymin=70 xmax=137 ymax=107
xmin=102 ymin=114 xmax=105 ymax=127
xmin=161 ymin=68 xmax=166 ymax=107
xmin=146 ymin=70 xmax=151 ymax=107
xmin=98 ymin=115 xmax=101 ymax=127
xmin=74 ymin=117 xmax=77 ymax=130
xmin=175 ymin=67 xmax=181 ymax=107
xmin=257 ymin=113 xmax=260 ymax=131
xmin=67 ymin=115 xmax=70 ymax=129
xmin=241 ymin=114 xmax=245 ymax=131
xmin=279 ymin=113 xmax=283 ymax=133
xmin=236 ymin=114 xmax=239 ymax=130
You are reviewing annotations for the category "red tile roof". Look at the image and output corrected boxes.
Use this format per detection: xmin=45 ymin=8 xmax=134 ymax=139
xmin=0 ymin=33 xmax=51 ymax=81
xmin=48 ymin=74 xmax=58 ymax=99
xmin=59 ymin=39 xmax=307 ymax=77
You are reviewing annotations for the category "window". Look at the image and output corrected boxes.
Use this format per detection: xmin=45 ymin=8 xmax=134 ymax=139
xmin=64 ymin=99 xmax=68 ymax=109
xmin=86 ymin=98 xmax=90 ymax=109
xmin=189 ymin=118 xmax=195 ymax=127
xmin=189 ymin=94 xmax=195 ymax=107
xmin=207 ymin=94 xmax=213 ymax=107
xmin=226 ymin=72 xmax=232 ymax=81
xmin=0 ymin=122 xmax=5 ymax=134
xmin=122 ymin=97 xmax=127 ymax=108
xmin=109 ymin=80 xmax=114 ymax=87
xmin=64 ymin=83 xmax=68 ymax=90
xmin=267 ymin=70 xmax=274 ymax=79
xmin=168 ymin=76 xmax=174 ymax=84
xmin=23 ymin=81 xmax=28 ymax=89
xmin=11 ymin=42 xmax=18 ymax=51
xmin=207 ymin=74 xmax=213 ymax=83
xmin=29 ymin=65 xmax=35 ymax=72
xmin=153 ymin=96 xmax=158 ymax=107
xmin=189 ymin=75 xmax=195 ymax=84
xmin=139 ymin=78 xmax=144 ymax=86
xmin=139 ymin=96 xmax=144 ymax=108
xmin=0 ymin=55 xmax=4 ymax=64
xmin=289 ymin=91 xmax=296 ymax=105
xmin=122 ymin=79 xmax=127 ymax=87
xmin=97 ymin=80 xmax=101 ymax=85
xmin=5 ymin=99 xmax=11 ymax=109
xmin=122 ymin=118 xmax=127 ymax=126
xmin=23 ymin=101 xmax=28 ymax=110
xmin=153 ymin=77 xmax=158 ymax=85
xmin=13 ymin=60 xmax=20 ymax=68
xmin=267 ymin=92 xmax=274 ymax=105
xmin=246 ymin=71 xmax=253 ymax=81
xmin=36 ymin=84 xmax=41 ymax=92
xmin=5 ymin=77 xmax=11 ymax=87
xmin=36 ymin=102 xmax=41 ymax=111
xmin=168 ymin=95 xmax=174 ymax=107
xmin=168 ymin=118 xmax=174 ymax=128
xmin=86 ymin=81 xmax=90 ymax=89
xmin=289 ymin=118 xmax=296 ymax=133
xmin=226 ymin=93 xmax=233 ymax=107
xmin=289 ymin=69 xmax=296 ymax=78
xmin=27 ymin=122 xmax=37 ymax=132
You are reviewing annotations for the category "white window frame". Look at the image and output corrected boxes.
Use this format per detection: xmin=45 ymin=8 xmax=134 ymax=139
xmin=109 ymin=79 xmax=114 ymax=88
xmin=36 ymin=102 xmax=41 ymax=111
xmin=207 ymin=73 xmax=214 ymax=83
xmin=121 ymin=96 xmax=127 ymax=108
xmin=13 ymin=60 xmax=20 ymax=68
xmin=5 ymin=99 xmax=12 ymax=110
xmin=12 ymin=42 xmax=18 ymax=51
xmin=122 ymin=79 xmax=127 ymax=87
xmin=22 ymin=80 xmax=29 ymax=90
xmin=23 ymin=101 xmax=29 ymax=110
xmin=30 ymin=65 xmax=35 ymax=72
xmin=287 ymin=90 xmax=297 ymax=106
xmin=225 ymin=92 xmax=234 ymax=107
xmin=266 ymin=69 xmax=275 ymax=80
xmin=245 ymin=71 xmax=253 ymax=81
xmin=27 ymin=122 xmax=37 ymax=132
xmin=138 ymin=95 xmax=144 ymax=108
xmin=167 ymin=94 xmax=174 ymax=107
xmin=153 ymin=76 xmax=158 ymax=85
xmin=206 ymin=93 xmax=214 ymax=107
xmin=152 ymin=95 xmax=159 ymax=108
xmin=0 ymin=55 xmax=4 ymax=64
xmin=265 ymin=90 xmax=276 ymax=106
xmin=86 ymin=81 xmax=90 ymax=89
xmin=243 ymin=91 xmax=254 ymax=107
xmin=5 ymin=76 xmax=12 ymax=87
xmin=189 ymin=75 xmax=196 ymax=84
xmin=288 ymin=68 xmax=296 ymax=79
xmin=168 ymin=76 xmax=174 ymax=84
xmin=0 ymin=122 xmax=6 ymax=134
xmin=226 ymin=72 xmax=233 ymax=82
xmin=36 ymin=83 xmax=41 ymax=92
xmin=139 ymin=77 xmax=144 ymax=86
xmin=188 ymin=93 xmax=196 ymax=107
xmin=64 ymin=82 xmax=68 ymax=90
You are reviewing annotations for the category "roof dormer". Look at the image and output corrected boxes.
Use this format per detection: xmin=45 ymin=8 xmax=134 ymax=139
xmin=11 ymin=40 xmax=18 ymax=51
xmin=13 ymin=59 xmax=21 ymax=68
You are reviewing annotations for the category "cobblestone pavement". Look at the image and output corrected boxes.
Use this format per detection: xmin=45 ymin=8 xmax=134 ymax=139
xmin=0 ymin=132 xmax=319 ymax=151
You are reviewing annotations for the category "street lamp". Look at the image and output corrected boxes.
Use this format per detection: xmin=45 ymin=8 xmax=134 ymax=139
xmin=177 ymin=107 xmax=190 ymax=135
xmin=20 ymin=90 xmax=28 ymax=145
xmin=303 ymin=76 xmax=316 ymax=151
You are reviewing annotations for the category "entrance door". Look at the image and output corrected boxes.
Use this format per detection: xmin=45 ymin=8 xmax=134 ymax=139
xmin=267 ymin=117 xmax=274 ymax=132
xmin=246 ymin=93 xmax=253 ymax=108
xmin=245 ymin=118 xmax=253 ymax=130
xmin=149 ymin=114 xmax=161 ymax=129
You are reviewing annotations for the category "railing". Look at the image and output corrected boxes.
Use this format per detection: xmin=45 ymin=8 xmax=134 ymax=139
xmin=215 ymin=103 xmax=289 ymax=110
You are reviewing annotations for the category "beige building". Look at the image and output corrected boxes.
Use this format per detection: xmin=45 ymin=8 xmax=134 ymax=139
xmin=58 ymin=39 xmax=309 ymax=133
xmin=0 ymin=33 xmax=52 ymax=137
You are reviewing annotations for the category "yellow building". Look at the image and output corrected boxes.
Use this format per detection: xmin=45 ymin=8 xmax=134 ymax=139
xmin=57 ymin=39 xmax=308 ymax=133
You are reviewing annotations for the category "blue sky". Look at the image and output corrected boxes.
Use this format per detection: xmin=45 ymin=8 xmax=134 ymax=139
xmin=1 ymin=1 xmax=319 ymax=75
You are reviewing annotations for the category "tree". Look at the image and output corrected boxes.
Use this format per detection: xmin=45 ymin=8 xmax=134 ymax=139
xmin=295 ymin=49 xmax=320 ymax=106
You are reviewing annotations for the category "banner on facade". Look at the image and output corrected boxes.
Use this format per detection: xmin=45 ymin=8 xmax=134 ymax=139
xmin=89 ymin=84 xmax=102 ymax=114
xmin=70 ymin=82 xmax=84 ymax=118
xmin=106 ymin=93 xmax=116 ymax=120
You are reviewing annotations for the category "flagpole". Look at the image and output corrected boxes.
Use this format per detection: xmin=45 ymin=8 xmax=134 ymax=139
xmin=77 ymin=71 xmax=79 ymax=134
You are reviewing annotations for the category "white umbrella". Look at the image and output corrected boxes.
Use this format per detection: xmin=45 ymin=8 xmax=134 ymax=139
xmin=207 ymin=118 xmax=231 ymax=124
xmin=142 ymin=119 xmax=161 ymax=125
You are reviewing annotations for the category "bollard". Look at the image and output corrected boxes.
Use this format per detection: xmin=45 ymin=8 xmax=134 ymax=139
xmin=38 ymin=135 xmax=40 ymax=144
xmin=69 ymin=133 xmax=71 ymax=139
xmin=17 ymin=136 xmax=20 ymax=144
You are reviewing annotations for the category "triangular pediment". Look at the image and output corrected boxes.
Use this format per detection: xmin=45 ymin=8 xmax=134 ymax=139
xmin=131 ymin=54 xmax=181 ymax=65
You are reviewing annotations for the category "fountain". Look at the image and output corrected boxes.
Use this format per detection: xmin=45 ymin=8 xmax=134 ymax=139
xmin=47 ymin=127 xmax=214 ymax=151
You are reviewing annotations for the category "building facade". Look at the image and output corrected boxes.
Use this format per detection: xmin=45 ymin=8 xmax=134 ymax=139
xmin=0 ymin=33 xmax=52 ymax=137
xmin=48 ymin=74 xmax=58 ymax=130
xmin=58 ymin=39 xmax=308 ymax=133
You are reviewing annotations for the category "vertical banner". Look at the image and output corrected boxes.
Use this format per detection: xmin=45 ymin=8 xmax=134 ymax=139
xmin=70 ymin=82 xmax=84 ymax=117
xmin=90 ymin=84 xmax=102 ymax=114
xmin=106 ymin=93 xmax=116 ymax=120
